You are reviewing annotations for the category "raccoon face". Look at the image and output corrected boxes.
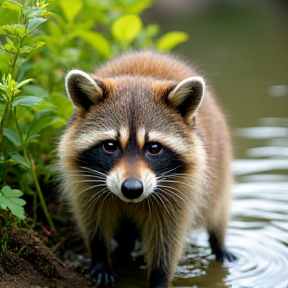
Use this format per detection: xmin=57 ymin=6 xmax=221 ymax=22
xmin=64 ymin=70 xmax=205 ymax=203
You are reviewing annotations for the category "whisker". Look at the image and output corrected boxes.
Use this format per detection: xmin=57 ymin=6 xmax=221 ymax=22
xmin=67 ymin=179 xmax=107 ymax=186
xmin=58 ymin=167 xmax=106 ymax=176
xmin=156 ymin=188 xmax=183 ymax=208
xmin=158 ymin=179 xmax=193 ymax=189
xmin=87 ymin=188 xmax=110 ymax=208
xmin=146 ymin=197 xmax=152 ymax=219
xmin=156 ymin=184 xmax=190 ymax=202
xmin=79 ymin=166 xmax=107 ymax=177
xmin=150 ymin=195 xmax=160 ymax=220
xmin=161 ymin=165 xmax=184 ymax=176
xmin=84 ymin=187 xmax=108 ymax=207
xmin=158 ymin=174 xmax=191 ymax=181
xmin=72 ymin=183 xmax=107 ymax=198
xmin=152 ymin=192 xmax=174 ymax=221
xmin=101 ymin=190 xmax=113 ymax=208
xmin=60 ymin=172 xmax=106 ymax=179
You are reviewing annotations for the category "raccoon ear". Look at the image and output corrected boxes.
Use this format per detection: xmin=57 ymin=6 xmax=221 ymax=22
xmin=65 ymin=69 xmax=103 ymax=111
xmin=167 ymin=77 xmax=205 ymax=123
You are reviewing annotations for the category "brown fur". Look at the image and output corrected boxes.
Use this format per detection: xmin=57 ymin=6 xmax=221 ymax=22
xmin=58 ymin=50 xmax=233 ymax=287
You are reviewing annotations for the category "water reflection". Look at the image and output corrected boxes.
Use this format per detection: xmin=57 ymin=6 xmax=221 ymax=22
xmin=234 ymin=127 xmax=288 ymax=139
xmin=225 ymin=231 xmax=288 ymax=288
xmin=225 ymin=117 xmax=288 ymax=287
xmin=232 ymin=159 xmax=288 ymax=175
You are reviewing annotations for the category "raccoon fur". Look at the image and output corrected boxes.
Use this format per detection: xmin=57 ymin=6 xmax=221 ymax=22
xmin=58 ymin=50 xmax=236 ymax=288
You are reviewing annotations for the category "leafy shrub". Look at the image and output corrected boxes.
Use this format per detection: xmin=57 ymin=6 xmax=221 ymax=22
xmin=0 ymin=0 xmax=188 ymax=228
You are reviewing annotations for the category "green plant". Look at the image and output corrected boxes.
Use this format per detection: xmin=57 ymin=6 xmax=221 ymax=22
xmin=0 ymin=0 xmax=55 ymax=228
xmin=0 ymin=231 xmax=9 ymax=253
xmin=0 ymin=186 xmax=26 ymax=219
xmin=0 ymin=0 xmax=189 ymax=230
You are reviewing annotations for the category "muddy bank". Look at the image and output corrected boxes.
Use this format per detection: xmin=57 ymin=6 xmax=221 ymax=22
xmin=0 ymin=228 xmax=90 ymax=288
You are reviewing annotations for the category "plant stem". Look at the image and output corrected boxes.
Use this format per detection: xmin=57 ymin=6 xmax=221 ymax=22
xmin=10 ymin=8 xmax=26 ymax=80
xmin=1 ymin=105 xmax=9 ymax=181
xmin=0 ymin=105 xmax=8 ymax=130
xmin=0 ymin=104 xmax=8 ymax=143
xmin=30 ymin=154 xmax=55 ymax=230
xmin=33 ymin=191 xmax=37 ymax=224
xmin=12 ymin=107 xmax=28 ymax=159
xmin=12 ymin=107 xmax=55 ymax=230
xmin=10 ymin=36 xmax=25 ymax=80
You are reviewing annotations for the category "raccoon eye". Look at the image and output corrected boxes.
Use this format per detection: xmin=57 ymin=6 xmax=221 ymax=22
xmin=147 ymin=142 xmax=163 ymax=155
xmin=103 ymin=140 xmax=118 ymax=153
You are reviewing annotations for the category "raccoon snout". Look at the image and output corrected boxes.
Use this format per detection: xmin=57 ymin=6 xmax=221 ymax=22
xmin=121 ymin=178 xmax=143 ymax=200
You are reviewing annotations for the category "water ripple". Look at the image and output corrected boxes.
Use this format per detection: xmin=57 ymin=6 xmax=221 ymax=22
xmin=174 ymin=178 xmax=288 ymax=288
xmin=225 ymin=231 xmax=288 ymax=288
xmin=175 ymin=227 xmax=288 ymax=288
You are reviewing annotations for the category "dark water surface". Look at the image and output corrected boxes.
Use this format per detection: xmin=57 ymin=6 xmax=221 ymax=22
xmin=117 ymin=1 xmax=288 ymax=287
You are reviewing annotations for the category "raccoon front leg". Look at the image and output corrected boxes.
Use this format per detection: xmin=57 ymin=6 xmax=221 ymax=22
xmin=149 ymin=263 xmax=170 ymax=288
xmin=206 ymin=188 xmax=237 ymax=262
xmin=145 ymin=231 xmax=184 ymax=288
xmin=208 ymin=229 xmax=237 ymax=262
xmin=141 ymin=221 xmax=186 ymax=288
xmin=89 ymin=231 xmax=117 ymax=287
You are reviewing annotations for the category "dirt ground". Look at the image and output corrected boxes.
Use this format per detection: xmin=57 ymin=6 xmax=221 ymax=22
xmin=0 ymin=223 xmax=149 ymax=288
xmin=0 ymin=195 xmax=148 ymax=288
xmin=0 ymin=226 xmax=91 ymax=288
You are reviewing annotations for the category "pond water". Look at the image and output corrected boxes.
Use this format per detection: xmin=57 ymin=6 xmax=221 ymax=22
xmin=117 ymin=1 xmax=288 ymax=287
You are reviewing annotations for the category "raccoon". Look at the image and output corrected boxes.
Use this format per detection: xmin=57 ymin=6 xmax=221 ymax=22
xmin=58 ymin=50 xmax=236 ymax=288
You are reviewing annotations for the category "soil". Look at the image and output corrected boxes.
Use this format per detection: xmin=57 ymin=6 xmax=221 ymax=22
xmin=0 ymin=216 xmax=148 ymax=288
xmin=0 ymin=194 xmax=147 ymax=288
xmin=0 ymin=227 xmax=91 ymax=288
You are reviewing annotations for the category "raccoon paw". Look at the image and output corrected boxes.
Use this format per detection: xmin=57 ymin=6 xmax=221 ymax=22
xmin=214 ymin=247 xmax=237 ymax=263
xmin=89 ymin=263 xmax=117 ymax=288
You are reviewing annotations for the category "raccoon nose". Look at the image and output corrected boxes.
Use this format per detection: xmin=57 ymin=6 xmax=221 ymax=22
xmin=121 ymin=178 xmax=143 ymax=200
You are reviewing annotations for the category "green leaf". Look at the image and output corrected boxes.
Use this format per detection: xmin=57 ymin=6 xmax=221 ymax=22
xmin=0 ymin=24 xmax=26 ymax=37
xmin=0 ymin=232 xmax=9 ymax=253
xmin=1 ymin=186 xmax=23 ymax=198
xmin=0 ymin=120 xmax=3 ymax=144
xmin=25 ymin=110 xmax=56 ymax=142
xmin=0 ymin=186 xmax=26 ymax=219
xmin=9 ymin=197 xmax=26 ymax=206
xmin=0 ymin=195 xmax=25 ymax=219
xmin=4 ymin=37 xmax=17 ymax=53
xmin=111 ymin=14 xmax=142 ymax=42
xmin=10 ymin=152 xmax=31 ymax=169
xmin=127 ymin=0 xmax=152 ymax=13
xmin=77 ymin=30 xmax=111 ymax=58
xmin=156 ymin=31 xmax=189 ymax=51
xmin=0 ymin=204 xmax=7 ymax=210
xmin=16 ymin=78 xmax=34 ymax=89
xmin=58 ymin=0 xmax=83 ymax=22
xmin=19 ymin=42 xmax=45 ymax=56
xmin=0 ymin=0 xmax=23 ymax=11
xmin=13 ymin=96 xmax=44 ymax=107
xmin=1 ymin=186 xmax=11 ymax=195
xmin=61 ymin=48 xmax=81 ymax=62
xmin=22 ymin=85 xmax=48 ymax=98
xmin=3 ymin=128 xmax=21 ymax=147
xmin=27 ymin=17 xmax=47 ymax=33
xmin=24 ymin=4 xmax=48 ymax=20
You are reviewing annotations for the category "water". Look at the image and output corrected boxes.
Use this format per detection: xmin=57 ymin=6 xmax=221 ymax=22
xmin=143 ymin=1 xmax=288 ymax=287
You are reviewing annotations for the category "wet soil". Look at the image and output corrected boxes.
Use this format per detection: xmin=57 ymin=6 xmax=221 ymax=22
xmin=0 ymin=226 xmax=91 ymax=288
